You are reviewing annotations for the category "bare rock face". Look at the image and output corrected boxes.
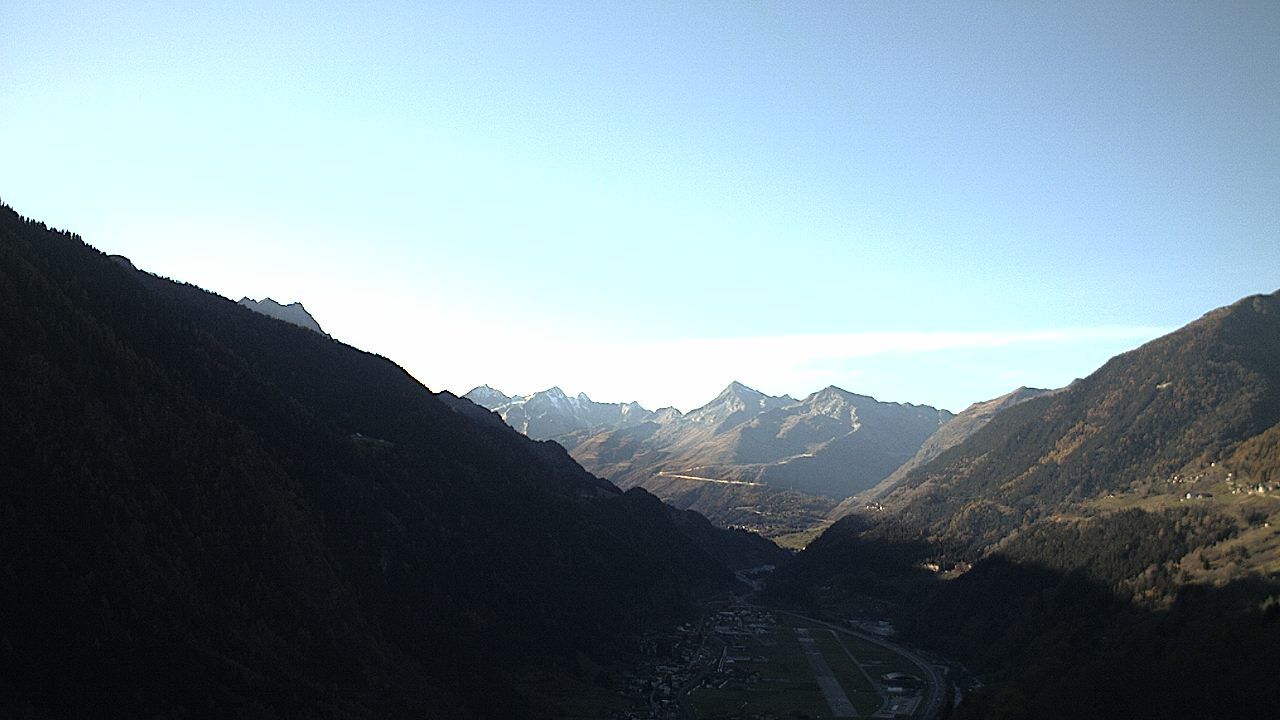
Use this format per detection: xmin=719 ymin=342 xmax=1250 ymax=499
xmin=464 ymin=385 xmax=661 ymax=440
xmin=238 ymin=296 xmax=330 ymax=336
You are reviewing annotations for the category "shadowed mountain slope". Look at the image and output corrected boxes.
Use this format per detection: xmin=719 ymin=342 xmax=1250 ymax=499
xmin=0 ymin=204 xmax=771 ymax=719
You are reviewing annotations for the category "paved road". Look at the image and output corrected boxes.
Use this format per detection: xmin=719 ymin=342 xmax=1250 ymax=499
xmin=654 ymin=471 xmax=766 ymax=486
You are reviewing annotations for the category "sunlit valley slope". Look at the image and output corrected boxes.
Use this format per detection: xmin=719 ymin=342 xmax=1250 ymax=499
xmin=770 ymin=289 xmax=1280 ymax=719
xmin=826 ymin=385 xmax=1054 ymax=520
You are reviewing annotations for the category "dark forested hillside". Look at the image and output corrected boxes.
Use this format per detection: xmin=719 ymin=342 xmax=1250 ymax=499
xmin=0 ymin=204 xmax=772 ymax=719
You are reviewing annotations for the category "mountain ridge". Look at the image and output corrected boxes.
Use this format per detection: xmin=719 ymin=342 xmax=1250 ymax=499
xmin=532 ymin=382 xmax=954 ymax=534
xmin=882 ymin=289 xmax=1280 ymax=549
xmin=827 ymin=385 xmax=1055 ymax=519
xmin=465 ymin=384 xmax=662 ymax=439
xmin=238 ymin=295 xmax=329 ymax=336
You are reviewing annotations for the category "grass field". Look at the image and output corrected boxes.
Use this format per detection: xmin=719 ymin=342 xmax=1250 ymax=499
xmin=688 ymin=608 xmax=931 ymax=718
xmin=772 ymin=522 xmax=832 ymax=550
xmin=811 ymin=630 xmax=881 ymax=715
xmin=835 ymin=632 xmax=921 ymax=680
xmin=1082 ymin=482 xmax=1280 ymax=579
xmin=688 ymin=616 xmax=833 ymax=718
xmin=517 ymin=669 xmax=636 ymax=719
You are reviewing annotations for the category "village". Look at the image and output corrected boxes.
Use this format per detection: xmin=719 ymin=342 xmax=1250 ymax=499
xmin=605 ymin=605 xmax=771 ymax=720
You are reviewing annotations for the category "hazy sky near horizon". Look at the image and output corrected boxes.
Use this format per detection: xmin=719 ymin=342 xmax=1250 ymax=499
xmin=3 ymin=2 xmax=1277 ymax=412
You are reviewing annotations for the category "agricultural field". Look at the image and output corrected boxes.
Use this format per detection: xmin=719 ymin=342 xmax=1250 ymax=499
xmin=687 ymin=607 xmax=929 ymax=718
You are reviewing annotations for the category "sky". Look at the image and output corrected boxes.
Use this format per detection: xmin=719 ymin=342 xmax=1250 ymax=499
xmin=2 ymin=1 xmax=1277 ymax=412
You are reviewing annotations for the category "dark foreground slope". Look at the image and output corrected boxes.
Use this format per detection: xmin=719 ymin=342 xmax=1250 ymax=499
xmin=772 ymin=514 xmax=1280 ymax=720
xmin=0 ymin=205 xmax=768 ymax=718
xmin=769 ymin=291 xmax=1280 ymax=719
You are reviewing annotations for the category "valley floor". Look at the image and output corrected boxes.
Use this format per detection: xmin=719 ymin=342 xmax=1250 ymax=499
xmin=599 ymin=591 xmax=954 ymax=720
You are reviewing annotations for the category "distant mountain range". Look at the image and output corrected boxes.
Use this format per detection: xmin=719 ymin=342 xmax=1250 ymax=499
xmin=464 ymin=384 xmax=663 ymax=439
xmin=569 ymin=382 xmax=952 ymax=497
xmin=470 ymin=380 xmax=953 ymax=534
xmin=238 ymin=296 xmax=329 ymax=335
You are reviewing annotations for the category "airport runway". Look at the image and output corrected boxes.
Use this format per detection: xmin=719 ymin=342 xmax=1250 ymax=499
xmin=795 ymin=627 xmax=858 ymax=717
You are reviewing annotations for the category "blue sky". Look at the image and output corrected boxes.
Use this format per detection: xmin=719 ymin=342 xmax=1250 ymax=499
xmin=2 ymin=1 xmax=1277 ymax=411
